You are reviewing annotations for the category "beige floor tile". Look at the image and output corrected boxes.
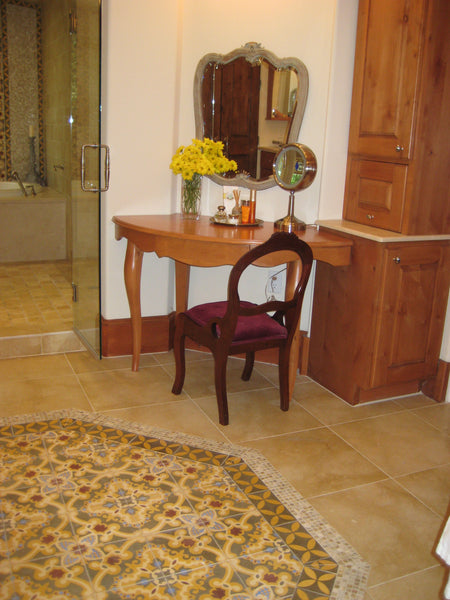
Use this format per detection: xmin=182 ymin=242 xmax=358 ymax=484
xmin=253 ymin=361 xmax=310 ymax=387
xmin=163 ymin=356 xmax=275 ymax=399
xmin=0 ymin=354 xmax=74 ymax=381
xmin=309 ymin=479 xmax=443 ymax=586
xmin=107 ymin=398 xmax=228 ymax=443
xmin=394 ymin=392 xmax=439 ymax=409
xmin=367 ymin=566 xmax=446 ymax=600
xmin=331 ymin=411 xmax=450 ymax=477
xmin=412 ymin=402 xmax=450 ymax=435
xmin=396 ymin=464 xmax=450 ymax=517
xmin=77 ymin=365 xmax=182 ymax=411
xmin=293 ymin=381 xmax=405 ymax=425
xmin=247 ymin=427 xmax=385 ymax=497
xmin=0 ymin=375 xmax=92 ymax=416
xmin=0 ymin=346 xmax=447 ymax=596
xmin=152 ymin=349 xmax=210 ymax=365
xmin=66 ymin=350 xmax=157 ymax=373
xmin=194 ymin=388 xmax=323 ymax=442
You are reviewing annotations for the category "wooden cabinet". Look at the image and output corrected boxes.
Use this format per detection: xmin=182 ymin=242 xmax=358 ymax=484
xmin=343 ymin=0 xmax=450 ymax=234
xmin=309 ymin=231 xmax=450 ymax=404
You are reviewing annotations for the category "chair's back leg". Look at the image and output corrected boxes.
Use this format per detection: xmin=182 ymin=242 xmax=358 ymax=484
xmin=241 ymin=351 xmax=255 ymax=381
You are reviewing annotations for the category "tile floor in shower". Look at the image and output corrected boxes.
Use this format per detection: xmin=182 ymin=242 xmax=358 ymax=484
xmin=0 ymin=261 xmax=73 ymax=337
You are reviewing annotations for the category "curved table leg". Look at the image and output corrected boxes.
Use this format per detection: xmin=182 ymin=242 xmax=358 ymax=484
xmin=175 ymin=261 xmax=190 ymax=314
xmin=124 ymin=241 xmax=143 ymax=371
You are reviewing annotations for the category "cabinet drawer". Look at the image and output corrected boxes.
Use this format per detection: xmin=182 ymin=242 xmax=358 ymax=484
xmin=344 ymin=158 xmax=407 ymax=232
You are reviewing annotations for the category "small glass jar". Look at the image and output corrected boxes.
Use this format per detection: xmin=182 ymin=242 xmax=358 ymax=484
xmin=241 ymin=200 xmax=250 ymax=224
xmin=214 ymin=205 xmax=227 ymax=222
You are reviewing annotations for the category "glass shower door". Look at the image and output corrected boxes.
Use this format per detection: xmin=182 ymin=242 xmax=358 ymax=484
xmin=70 ymin=0 xmax=104 ymax=357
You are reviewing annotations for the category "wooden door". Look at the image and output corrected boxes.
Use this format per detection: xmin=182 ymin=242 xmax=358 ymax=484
xmin=371 ymin=243 xmax=450 ymax=387
xmin=348 ymin=0 xmax=426 ymax=161
xmin=203 ymin=58 xmax=260 ymax=178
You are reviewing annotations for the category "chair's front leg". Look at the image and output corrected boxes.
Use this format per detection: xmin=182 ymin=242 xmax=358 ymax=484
xmin=279 ymin=345 xmax=291 ymax=412
xmin=214 ymin=353 xmax=229 ymax=426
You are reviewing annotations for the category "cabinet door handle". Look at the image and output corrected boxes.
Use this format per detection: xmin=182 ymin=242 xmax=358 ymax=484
xmin=367 ymin=214 xmax=375 ymax=220
xmin=393 ymin=256 xmax=401 ymax=264
xmin=395 ymin=145 xmax=404 ymax=152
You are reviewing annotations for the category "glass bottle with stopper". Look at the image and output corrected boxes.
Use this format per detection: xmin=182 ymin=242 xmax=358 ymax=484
xmin=272 ymin=143 xmax=317 ymax=232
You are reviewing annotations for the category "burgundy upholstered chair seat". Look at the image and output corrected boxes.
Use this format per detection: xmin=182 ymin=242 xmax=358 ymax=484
xmin=185 ymin=301 xmax=287 ymax=343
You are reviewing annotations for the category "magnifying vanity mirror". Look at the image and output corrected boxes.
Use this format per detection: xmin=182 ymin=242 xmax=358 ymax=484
xmin=273 ymin=143 xmax=317 ymax=231
xmin=194 ymin=42 xmax=308 ymax=190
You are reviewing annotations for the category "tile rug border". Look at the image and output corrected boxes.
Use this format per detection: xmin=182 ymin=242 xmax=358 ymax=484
xmin=0 ymin=408 xmax=370 ymax=599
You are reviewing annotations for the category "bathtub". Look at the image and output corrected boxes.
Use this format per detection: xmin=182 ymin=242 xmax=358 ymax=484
xmin=0 ymin=181 xmax=67 ymax=262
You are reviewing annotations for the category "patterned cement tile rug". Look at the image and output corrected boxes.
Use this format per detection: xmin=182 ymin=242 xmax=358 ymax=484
xmin=0 ymin=410 xmax=370 ymax=599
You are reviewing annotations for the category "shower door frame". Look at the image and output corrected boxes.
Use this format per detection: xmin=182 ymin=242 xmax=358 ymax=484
xmin=70 ymin=0 xmax=103 ymax=358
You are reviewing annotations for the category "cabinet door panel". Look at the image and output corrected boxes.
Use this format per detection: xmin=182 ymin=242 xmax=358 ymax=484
xmin=344 ymin=158 xmax=407 ymax=231
xmin=348 ymin=0 xmax=425 ymax=160
xmin=372 ymin=245 xmax=443 ymax=386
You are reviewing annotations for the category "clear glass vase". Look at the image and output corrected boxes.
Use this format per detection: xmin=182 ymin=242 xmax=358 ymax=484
xmin=181 ymin=174 xmax=201 ymax=219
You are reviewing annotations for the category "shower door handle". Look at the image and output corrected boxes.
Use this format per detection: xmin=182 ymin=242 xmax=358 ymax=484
xmin=81 ymin=144 xmax=110 ymax=192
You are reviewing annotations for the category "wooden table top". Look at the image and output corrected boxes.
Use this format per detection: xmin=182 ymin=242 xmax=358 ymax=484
xmin=113 ymin=214 xmax=353 ymax=267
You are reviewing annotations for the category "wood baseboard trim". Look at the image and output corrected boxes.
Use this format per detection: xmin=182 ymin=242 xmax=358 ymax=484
xmin=421 ymin=359 xmax=450 ymax=403
xmin=101 ymin=314 xmax=175 ymax=357
xmin=356 ymin=380 xmax=420 ymax=405
xmin=101 ymin=315 xmax=310 ymax=373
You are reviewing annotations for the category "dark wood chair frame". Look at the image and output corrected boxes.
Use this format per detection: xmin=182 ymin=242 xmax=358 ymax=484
xmin=171 ymin=231 xmax=313 ymax=425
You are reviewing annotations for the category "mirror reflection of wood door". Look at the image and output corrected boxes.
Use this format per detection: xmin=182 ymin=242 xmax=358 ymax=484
xmin=203 ymin=58 xmax=260 ymax=178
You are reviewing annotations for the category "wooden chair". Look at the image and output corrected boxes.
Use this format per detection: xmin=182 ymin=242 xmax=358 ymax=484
xmin=171 ymin=231 xmax=313 ymax=425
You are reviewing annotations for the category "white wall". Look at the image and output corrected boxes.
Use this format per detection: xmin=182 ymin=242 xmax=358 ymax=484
xmin=102 ymin=0 xmax=358 ymax=319
xmin=101 ymin=0 xmax=181 ymax=318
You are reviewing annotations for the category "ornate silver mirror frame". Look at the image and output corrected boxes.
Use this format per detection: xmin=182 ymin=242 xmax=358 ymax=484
xmin=193 ymin=42 xmax=309 ymax=191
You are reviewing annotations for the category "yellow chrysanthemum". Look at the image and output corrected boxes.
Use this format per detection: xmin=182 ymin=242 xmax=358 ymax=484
xmin=170 ymin=138 xmax=237 ymax=181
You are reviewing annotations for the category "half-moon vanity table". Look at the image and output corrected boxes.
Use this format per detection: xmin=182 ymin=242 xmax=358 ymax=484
xmin=113 ymin=213 xmax=353 ymax=401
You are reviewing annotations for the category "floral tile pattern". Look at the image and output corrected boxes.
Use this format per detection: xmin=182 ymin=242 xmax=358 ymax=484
xmin=0 ymin=410 xmax=370 ymax=599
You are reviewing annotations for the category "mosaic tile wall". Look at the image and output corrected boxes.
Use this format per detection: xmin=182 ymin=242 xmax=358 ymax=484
xmin=0 ymin=0 xmax=44 ymax=182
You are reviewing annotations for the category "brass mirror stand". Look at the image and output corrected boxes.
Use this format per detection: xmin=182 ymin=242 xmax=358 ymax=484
xmin=273 ymin=143 xmax=317 ymax=232
xmin=275 ymin=190 xmax=306 ymax=232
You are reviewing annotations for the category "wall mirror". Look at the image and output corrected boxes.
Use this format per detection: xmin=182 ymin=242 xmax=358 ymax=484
xmin=194 ymin=42 xmax=308 ymax=191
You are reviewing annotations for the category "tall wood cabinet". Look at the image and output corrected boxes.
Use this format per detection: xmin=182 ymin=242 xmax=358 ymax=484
xmin=343 ymin=0 xmax=450 ymax=235
xmin=309 ymin=0 xmax=450 ymax=404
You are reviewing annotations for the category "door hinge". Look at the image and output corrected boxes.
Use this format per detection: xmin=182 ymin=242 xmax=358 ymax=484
xmin=69 ymin=11 xmax=77 ymax=35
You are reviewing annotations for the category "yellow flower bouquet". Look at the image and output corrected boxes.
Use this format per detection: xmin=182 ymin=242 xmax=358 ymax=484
xmin=170 ymin=138 xmax=237 ymax=218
